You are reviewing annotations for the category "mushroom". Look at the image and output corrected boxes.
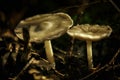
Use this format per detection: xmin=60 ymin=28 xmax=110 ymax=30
xmin=15 ymin=12 xmax=73 ymax=69
xmin=67 ymin=24 xmax=112 ymax=69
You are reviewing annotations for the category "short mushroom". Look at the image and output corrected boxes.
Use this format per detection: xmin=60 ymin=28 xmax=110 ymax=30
xmin=15 ymin=12 xmax=73 ymax=69
xmin=67 ymin=24 xmax=112 ymax=69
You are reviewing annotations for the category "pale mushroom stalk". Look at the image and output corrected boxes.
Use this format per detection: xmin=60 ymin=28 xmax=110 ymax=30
xmin=44 ymin=40 xmax=55 ymax=69
xmin=67 ymin=24 xmax=112 ymax=70
xmin=86 ymin=40 xmax=93 ymax=69
xmin=15 ymin=12 xmax=73 ymax=69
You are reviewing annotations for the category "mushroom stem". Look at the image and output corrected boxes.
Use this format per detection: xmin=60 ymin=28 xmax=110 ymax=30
xmin=86 ymin=40 xmax=94 ymax=69
xmin=44 ymin=40 xmax=55 ymax=69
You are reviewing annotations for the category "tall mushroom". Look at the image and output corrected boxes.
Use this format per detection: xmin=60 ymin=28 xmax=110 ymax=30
xmin=15 ymin=12 xmax=73 ymax=69
xmin=67 ymin=24 xmax=112 ymax=69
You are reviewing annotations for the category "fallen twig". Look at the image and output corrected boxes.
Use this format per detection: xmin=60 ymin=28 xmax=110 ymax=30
xmin=53 ymin=46 xmax=67 ymax=54
xmin=109 ymin=0 xmax=120 ymax=13
xmin=12 ymin=57 xmax=35 ymax=80
xmin=80 ymin=48 xmax=120 ymax=80
xmin=109 ymin=48 xmax=120 ymax=64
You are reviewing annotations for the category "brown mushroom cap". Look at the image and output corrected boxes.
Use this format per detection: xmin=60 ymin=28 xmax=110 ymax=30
xmin=15 ymin=12 xmax=73 ymax=42
xmin=67 ymin=24 xmax=112 ymax=41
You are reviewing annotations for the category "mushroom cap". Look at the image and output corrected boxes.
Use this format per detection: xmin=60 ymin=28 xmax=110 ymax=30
xmin=67 ymin=24 xmax=112 ymax=41
xmin=15 ymin=12 xmax=73 ymax=42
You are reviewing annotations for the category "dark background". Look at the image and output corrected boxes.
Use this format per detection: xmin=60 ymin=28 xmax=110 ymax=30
xmin=0 ymin=0 xmax=120 ymax=80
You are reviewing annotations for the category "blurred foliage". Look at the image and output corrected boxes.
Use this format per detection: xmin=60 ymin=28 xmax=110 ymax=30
xmin=0 ymin=0 xmax=120 ymax=80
